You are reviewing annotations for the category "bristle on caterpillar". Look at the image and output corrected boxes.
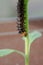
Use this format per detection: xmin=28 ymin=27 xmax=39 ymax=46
xmin=17 ymin=0 xmax=27 ymax=37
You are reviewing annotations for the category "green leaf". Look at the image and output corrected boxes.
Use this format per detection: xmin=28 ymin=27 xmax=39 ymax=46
xmin=0 ymin=49 xmax=25 ymax=57
xmin=0 ymin=49 xmax=14 ymax=57
xmin=29 ymin=31 xmax=42 ymax=45
xmin=22 ymin=31 xmax=42 ymax=46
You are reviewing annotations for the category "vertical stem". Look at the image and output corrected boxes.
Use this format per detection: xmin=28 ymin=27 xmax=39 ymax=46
xmin=24 ymin=0 xmax=29 ymax=65
xmin=25 ymin=35 xmax=30 ymax=65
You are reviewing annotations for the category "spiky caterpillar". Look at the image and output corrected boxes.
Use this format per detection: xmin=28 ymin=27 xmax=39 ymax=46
xmin=17 ymin=0 xmax=28 ymax=37
xmin=17 ymin=0 xmax=29 ymax=65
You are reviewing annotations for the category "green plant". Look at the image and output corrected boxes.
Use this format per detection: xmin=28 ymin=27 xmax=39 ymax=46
xmin=0 ymin=0 xmax=42 ymax=65
xmin=0 ymin=31 xmax=42 ymax=65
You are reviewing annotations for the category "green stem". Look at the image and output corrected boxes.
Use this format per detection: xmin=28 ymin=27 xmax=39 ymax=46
xmin=25 ymin=35 xmax=30 ymax=65
xmin=24 ymin=0 xmax=29 ymax=65
xmin=14 ymin=50 xmax=25 ymax=57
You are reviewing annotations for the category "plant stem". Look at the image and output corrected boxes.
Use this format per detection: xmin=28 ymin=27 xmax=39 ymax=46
xmin=23 ymin=0 xmax=29 ymax=65
xmin=24 ymin=0 xmax=29 ymax=65
xmin=25 ymin=35 xmax=30 ymax=65
xmin=14 ymin=50 xmax=25 ymax=57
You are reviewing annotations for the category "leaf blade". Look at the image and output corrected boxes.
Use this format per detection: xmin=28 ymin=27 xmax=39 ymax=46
xmin=0 ymin=49 xmax=25 ymax=57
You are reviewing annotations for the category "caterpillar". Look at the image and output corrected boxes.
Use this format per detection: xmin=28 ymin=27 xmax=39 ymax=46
xmin=17 ymin=0 xmax=28 ymax=37
xmin=17 ymin=0 xmax=29 ymax=65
